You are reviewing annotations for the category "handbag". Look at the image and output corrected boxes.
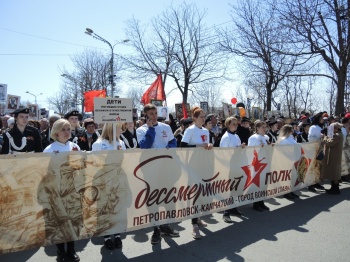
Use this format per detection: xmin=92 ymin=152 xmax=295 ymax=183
xmin=316 ymin=150 xmax=324 ymax=160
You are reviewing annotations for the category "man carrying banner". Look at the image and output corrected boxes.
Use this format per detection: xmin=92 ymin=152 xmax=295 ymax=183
xmin=136 ymin=103 xmax=179 ymax=244
xmin=1 ymin=108 xmax=43 ymax=154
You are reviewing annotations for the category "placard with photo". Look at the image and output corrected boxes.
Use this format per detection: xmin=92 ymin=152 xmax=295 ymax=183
xmin=157 ymin=106 xmax=169 ymax=121
xmin=6 ymin=94 xmax=20 ymax=111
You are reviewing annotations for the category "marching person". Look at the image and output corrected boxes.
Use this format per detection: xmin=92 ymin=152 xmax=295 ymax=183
xmin=321 ymin=122 xmax=344 ymax=194
xmin=174 ymin=118 xmax=193 ymax=147
xmin=120 ymin=119 xmax=139 ymax=149
xmin=267 ymin=119 xmax=279 ymax=144
xmin=220 ymin=116 xmax=245 ymax=223
xmin=64 ymin=110 xmax=84 ymax=144
xmin=1 ymin=108 xmax=43 ymax=154
xmin=276 ymin=125 xmax=300 ymax=200
xmin=181 ymin=106 xmax=213 ymax=239
xmin=297 ymin=123 xmax=310 ymax=143
xmin=78 ymin=118 xmax=100 ymax=151
xmin=136 ymin=103 xmax=179 ymax=244
xmin=308 ymin=113 xmax=326 ymax=192
xmin=248 ymin=120 xmax=271 ymax=212
xmin=43 ymin=118 xmax=80 ymax=262
xmin=92 ymin=122 xmax=125 ymax=249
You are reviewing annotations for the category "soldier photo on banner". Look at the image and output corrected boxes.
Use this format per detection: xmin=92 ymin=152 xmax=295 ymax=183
xmin=0 ymin=84 xmax=7 ymax=103
xmin=6 ymin=94 xmax=20 ymax=111
xmin=150 ymin=100 xmax=163 ymax=107
xmin=157 ymin=106 xmax=169 ymax=121
xmin=28 ymin=104 xmax=38 ymax=118
xmin=252 ymin=107 xmax=261 ymax=120
xmin=175 ymin=103 xmax=190 ymax=119
xmin=200 ymin=102 xmax=209 ymax=114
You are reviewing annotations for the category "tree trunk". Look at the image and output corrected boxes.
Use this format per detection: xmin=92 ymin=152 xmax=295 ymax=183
xmin=266 ymin=86 xmax=272 ymax=111
xmin=335 ymin=67 xmax=346 ymax=115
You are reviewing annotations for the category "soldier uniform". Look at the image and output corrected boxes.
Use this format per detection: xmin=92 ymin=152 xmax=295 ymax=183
xmin=1 ymin=108 xmax=43 ymax=154
xmin=64 ymin=110 xmax=85 ymax=145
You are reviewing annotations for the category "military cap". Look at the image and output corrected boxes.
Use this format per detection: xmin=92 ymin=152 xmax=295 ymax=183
xmin=13 ymin=108 xmax=30 ymax=116
xmin=64 ymin=110 xmax=82 ymax=120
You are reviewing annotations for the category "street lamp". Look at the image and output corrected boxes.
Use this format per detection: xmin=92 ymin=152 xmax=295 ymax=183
xmin=26 ymin=91 xmax=43 ymax=106
xmin=84 ymin=28 xmax=129 ymax=97
xmin=247 ymin=93 xmax=255 ymax=118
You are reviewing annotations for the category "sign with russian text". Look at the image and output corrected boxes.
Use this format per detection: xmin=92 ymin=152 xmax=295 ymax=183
xmin=94 ymin=98 xmax=132 ymax=123
xmin=0 ymin=143 xmax=321 ymax=254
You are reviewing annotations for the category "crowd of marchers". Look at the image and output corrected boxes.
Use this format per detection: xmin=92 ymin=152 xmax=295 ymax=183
xmin=0 ymin=105 xmax=349 ymax=262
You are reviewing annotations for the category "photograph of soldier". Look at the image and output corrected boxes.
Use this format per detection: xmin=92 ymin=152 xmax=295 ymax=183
xmin=7 ymin=95 xmax=19 ymax=110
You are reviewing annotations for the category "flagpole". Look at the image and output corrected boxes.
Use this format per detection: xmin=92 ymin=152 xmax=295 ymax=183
xmin=113 ymin=122 xmax=117 ymax=150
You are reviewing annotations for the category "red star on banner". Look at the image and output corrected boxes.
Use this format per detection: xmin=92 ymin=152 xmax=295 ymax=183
xmin=294 ymin=147 xmax=312 ymax=186
xmin=241 ymin=150 xmax=268 ymax=190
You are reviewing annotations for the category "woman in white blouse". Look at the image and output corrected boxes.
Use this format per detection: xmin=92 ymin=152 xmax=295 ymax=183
xmin=307 ymin=113 xmax=326 ymax=191
xmin=248 ymin=120 xmax=271 ymax=212
xmin=181 ymin=106 xmax=213 ymax=239
xmin=277 ymin=125 xmax=299 ymax=200
xmin=220 ymin=117 xmax=245 ymax=223
xmin=91 ymin=122 xmax=125 ymax=249
xmin=43 ymin=119 xmax=80 ymax=262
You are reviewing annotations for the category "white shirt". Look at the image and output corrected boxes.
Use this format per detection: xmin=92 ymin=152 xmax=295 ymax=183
xmin=91 ymin=138 xmax=126 ymax=151
xmin=136 ymin=122 xmax=175 ymax=149
xmin=248 ymin=134 xmax=269 ymax=146
xmin=181 ymin=125 xmax=209 ymax=145
xmin=44 ymin=141 xmax=81 ymax=153
xmin=341 ymin=127 xmax=347 ymax=146
xmin=278 ymin=135 xmax=297 ymax=145
xmin=220 ymin=131 xmax=241 ymax=148
xmin=308 ymin=125 xmax=322 ymax=142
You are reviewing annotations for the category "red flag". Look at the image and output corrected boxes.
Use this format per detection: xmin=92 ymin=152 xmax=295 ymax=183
xmin=141 ymin=74 xmax=166 ymax=105
xmin=84 ymin=90 xmax=106 ymax=112
xmin=182 ymin=102 xmax=188 ymax=118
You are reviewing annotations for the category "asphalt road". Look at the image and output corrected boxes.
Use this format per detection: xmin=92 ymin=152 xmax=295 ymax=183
xmin=2 ymin=182 xmax=350 ymax=262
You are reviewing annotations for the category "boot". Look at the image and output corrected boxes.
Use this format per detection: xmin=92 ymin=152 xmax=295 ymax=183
xmin=56 ymin=243 xmax=66 ymax=262
xmin=66 ymin=241 xmax=80 ymax=262
xmin=326 ymin=182 xmax=340 ymax=195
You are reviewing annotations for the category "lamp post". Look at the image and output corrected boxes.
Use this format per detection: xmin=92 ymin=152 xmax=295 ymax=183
xmin=26 ymin=91 xmax=42 ymax=119
xmin=61 ymin=74 xmax=81 ymax=112
xmin=246 ymin=93 xmax=255 ymax=118
xmin=84 ymin=28 xmax=129 ymax=97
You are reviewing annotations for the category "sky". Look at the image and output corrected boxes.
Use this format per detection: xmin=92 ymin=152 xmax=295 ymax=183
xmin=0 ymin=0 xmax=237 ymax=113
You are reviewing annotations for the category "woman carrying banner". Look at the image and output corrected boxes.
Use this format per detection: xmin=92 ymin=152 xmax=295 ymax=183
xmin=248 ymin=120 xmax=271 ymax=212
xmin=43 ymin=119 xmax=81 ymax=262
xmin=220 ymin=116 xmax=245 ymax=223
xmin=181 ymin=106 xmax=213 ymax=239
xmin=91 ymin=122 xmax=126 ymax=249
xmin=277 ymin=125 xmax=300 ymax=200
xmin=321 ymin=122 xmax=344 ymax=194
xmin=308 ymin=113 xmax=326 ymax=192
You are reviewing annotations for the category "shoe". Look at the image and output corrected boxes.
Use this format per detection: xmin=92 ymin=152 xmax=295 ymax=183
xmin=223 ymin=214 xmax=233 ymax=223
xmin=290 ymin=192 xmax=299 ymax=198
xmin=56 ymin=249 xmax=66 ymax=262
xmin=253 ymin=203 xmax=264 ymax=212
xmin=326 ymin=182 xmax=340 ymax=195
xmin=229 ymin=207 xmax=243 ymax=217
xmin=308 ymin=185 xmax=316 ymax=192
xmin=260 ymin=201 xmax=270 ymax=211
xmin=114 ymin=236 xmax=122 ymax=249
xmin=314 ymin=183 xmax=325 ymax=190
xmin=151 ymin=228 xmax=161 ymax=244
xmin=159 ymin=225 xmax=179 ymax=237
xmin=192 ymin=225 xmax=202 ymax=239
xmin=103 ymin=238 xmax=114 ymax=250
xmin=284 ymin=193 xmax=295 ymax=200
xmin=197 ymin=218 xmax=207 ymax=227
xmin=66 ymin=248 xmax=80 ymax=262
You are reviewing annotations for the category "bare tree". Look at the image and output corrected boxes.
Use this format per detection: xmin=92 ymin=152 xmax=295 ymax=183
xmin=46 ymin=88 xmax=72 ymax=115
xmin=60 ymin=49 xmax=123 ymax=111
xmin=220 ymin=0 xmax=302 ymax=111
xmin=124 ymin=86 xmax=145 ymax=111
xmin=188 ymin=80 xmax=223 ymax=112
xmin=124 ymin=3 xmax=226 ymax=105
xmin=279 ymin=0 xmax=350 ymax=115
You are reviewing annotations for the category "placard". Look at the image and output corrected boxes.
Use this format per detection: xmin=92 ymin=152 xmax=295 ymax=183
xmin=0 ymin=84 xmax=7 ymax=103
xmin=94 ymin=98 xmax=132 ymax=123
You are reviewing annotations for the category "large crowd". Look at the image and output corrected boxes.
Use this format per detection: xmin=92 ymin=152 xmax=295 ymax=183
xmin=1 ymin=104 xmax=350 ymax=262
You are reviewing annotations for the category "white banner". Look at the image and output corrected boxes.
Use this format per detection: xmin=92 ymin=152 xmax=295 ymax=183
xmin=94 ymin=98 xmax=132 ymax=123
xmin=0 ymin=142 xmax=320 ymax=254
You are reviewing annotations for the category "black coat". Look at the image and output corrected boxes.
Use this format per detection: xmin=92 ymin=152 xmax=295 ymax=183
xmin=120 ymin=129 xmax=139 ymax=149
xmin=236 ymin=125 xmax=251 ymax=145
xmin=1 ymin=124 xmax=43 ymax=154
xmin=77 ymin=131 xmax=99 ymax=151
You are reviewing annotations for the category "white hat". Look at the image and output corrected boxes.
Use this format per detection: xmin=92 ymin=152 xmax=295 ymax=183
xmin=7 ymin=117 xmax=15 ymax=126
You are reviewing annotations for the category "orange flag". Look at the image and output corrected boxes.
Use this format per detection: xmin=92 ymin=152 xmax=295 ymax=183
xmin=84 ymin=90 xmax=106 ymax=112
xmin=141 ymin=74 xmax=166 ymax=105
